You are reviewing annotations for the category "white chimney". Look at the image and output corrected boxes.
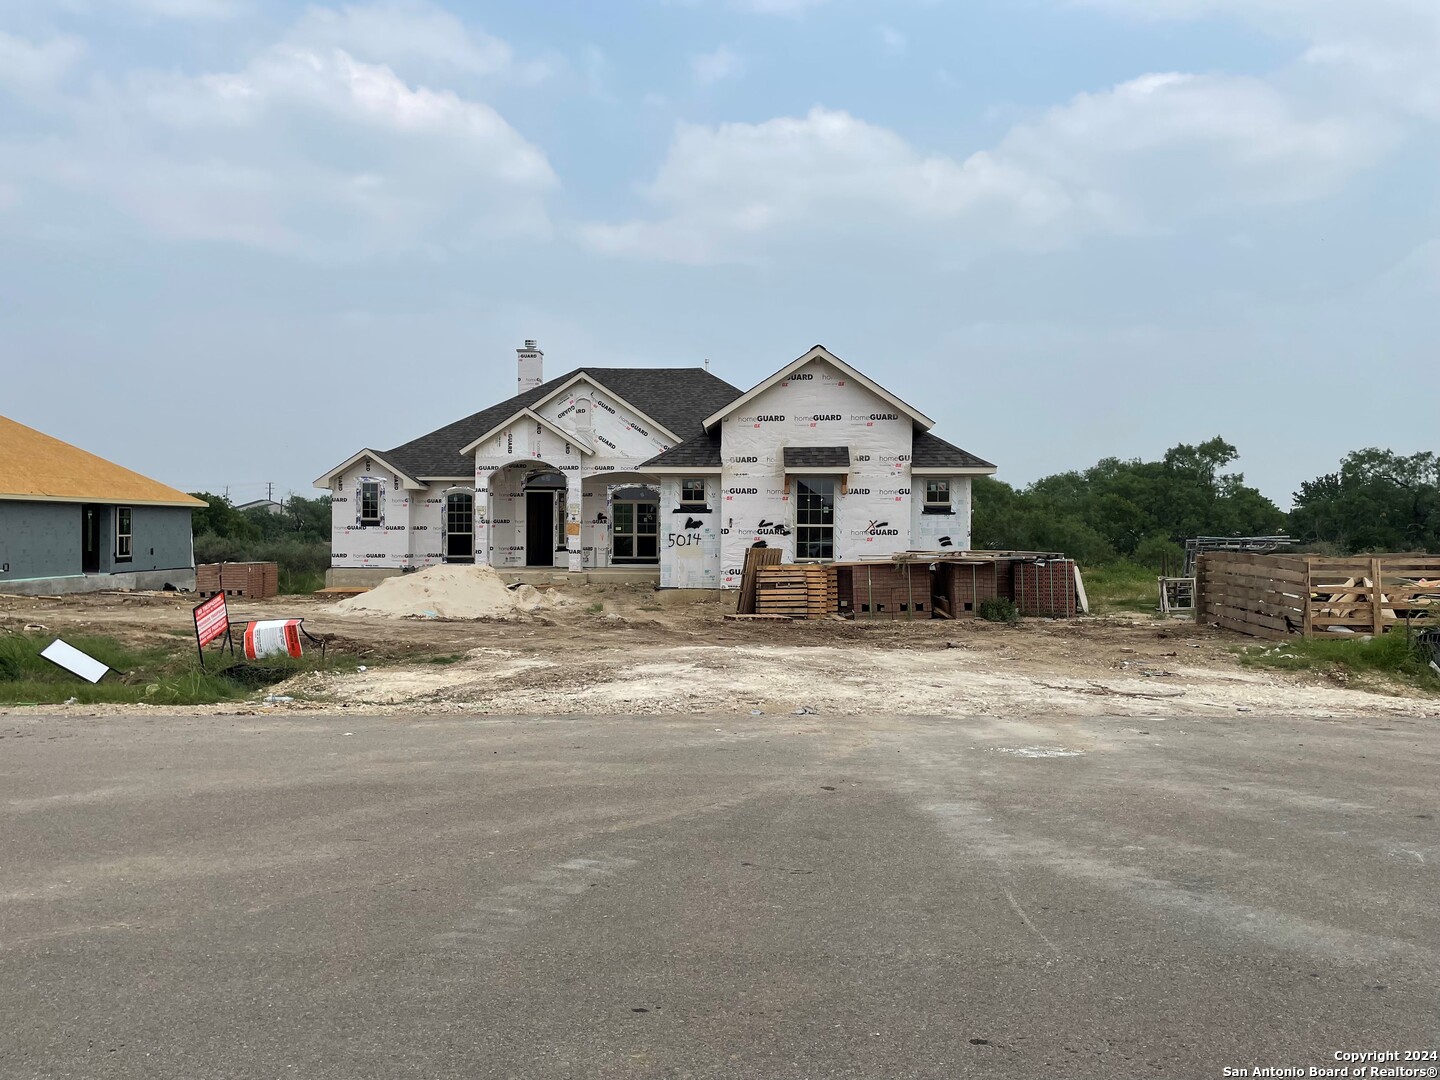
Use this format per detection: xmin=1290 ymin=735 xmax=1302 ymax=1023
xmin=517 ymin=339 xmax=544 ymax=394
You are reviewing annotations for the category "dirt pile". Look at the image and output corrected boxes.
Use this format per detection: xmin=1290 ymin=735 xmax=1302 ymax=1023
xmin=331 ymin=565 xmax=567 ymax=620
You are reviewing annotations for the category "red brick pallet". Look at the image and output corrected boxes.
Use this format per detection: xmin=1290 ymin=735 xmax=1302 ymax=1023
xmin=196 ymin=562 xmax=279 ymax=599
xmin=836 ymin=563 xmax=932 ymax=620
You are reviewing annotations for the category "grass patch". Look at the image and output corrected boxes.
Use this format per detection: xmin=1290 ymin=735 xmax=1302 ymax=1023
xmin=425 ymin=654 xmax=465 ymax=665
xmin=0 ymin=632 xmax=327 ymax=706
xmin=1239 ymin=629 xmax=1440 ymax=691
xmin=588 ymin=602 xmax=605 ymax=614
xmin=1084 ymin=561 xmax=1160 ymax=615
xmin=278 ymin=569 xmax=326 ymax=595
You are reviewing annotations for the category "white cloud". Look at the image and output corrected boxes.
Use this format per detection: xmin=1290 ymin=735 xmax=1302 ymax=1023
xmin=691 ymin=45 xmax=744 ymax=86
xmin=877 ymin=24 xmax=906 ymax=56
xmin=1076 ymin=0 xmax=1440 ymax=120
xmin=0 ymin=15 xmax=558 ymax=258
xmin=583 ymin=72 xmax=1390 ymax=264
xmin=125 ymin=0 xmax=247 ymax=18
xmin=733 ymin=0 xmax=831 ymax=13
xmin=287 ymin=0 xmax=553 ymax=84
xmin=0 ymin=31 xmax=86 ymax=97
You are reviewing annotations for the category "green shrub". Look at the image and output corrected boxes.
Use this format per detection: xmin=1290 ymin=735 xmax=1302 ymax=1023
xmin=977 ymin=597 xmax=1019 ymax=624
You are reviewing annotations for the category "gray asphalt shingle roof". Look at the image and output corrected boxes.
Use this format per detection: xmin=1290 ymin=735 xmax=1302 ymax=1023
xmin=384 ymin=367 xmax=743 ymax=478
xmin=912 ymin=431 xmax=995 ymax=470
xmin=639 ymin=431 xmax=723 ymax=469
xmin=783 ymin=446 xmax=850 ymax=469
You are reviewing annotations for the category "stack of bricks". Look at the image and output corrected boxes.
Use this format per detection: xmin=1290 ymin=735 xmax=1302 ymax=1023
xmin=836 ymin=563 xmax=932 ymax=620
xmin=937 ymin=561 xmax=1005 ymax=617
xmin=195 ymin=562 xmax=279 ymax=599
xmin=1014 ymin=559 xmax=1077 ymax=617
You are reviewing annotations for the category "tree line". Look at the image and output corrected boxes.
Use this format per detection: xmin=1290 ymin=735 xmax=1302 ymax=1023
xmin=972 ymin=439 xmax=1439 ymax=568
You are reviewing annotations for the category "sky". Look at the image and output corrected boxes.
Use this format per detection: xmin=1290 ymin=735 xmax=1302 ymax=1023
xmin=2 ymin=0 xmax=1436 ymax=510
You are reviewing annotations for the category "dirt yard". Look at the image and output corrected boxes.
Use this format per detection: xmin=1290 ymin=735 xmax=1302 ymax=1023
xmin=4 ymin=579 xmax=1437 ymax=720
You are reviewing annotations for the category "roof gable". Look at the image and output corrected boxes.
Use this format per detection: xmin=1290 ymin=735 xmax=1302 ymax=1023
xmin=359 ymin=366 xmax=742 ymax=480
xmin=703 ymin=345 xmax=936 ymax=431
xmin=458 ymin=408 xmax=595 ymax=457
xmin=525 ymin=374 xmax=682 ymax=444
xmin=0 ymin=414 xmax=205 ymax=508
xmin=312 ymin=448 xmax=425 ymax=490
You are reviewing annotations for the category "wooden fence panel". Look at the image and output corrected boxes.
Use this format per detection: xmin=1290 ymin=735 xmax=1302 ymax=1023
xmin=1200 ymin=552 xmax=1440 ymax=638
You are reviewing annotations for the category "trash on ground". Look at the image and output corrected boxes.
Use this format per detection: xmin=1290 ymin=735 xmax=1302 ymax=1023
xmin=40 ymin=639 xmax=109 ymax=684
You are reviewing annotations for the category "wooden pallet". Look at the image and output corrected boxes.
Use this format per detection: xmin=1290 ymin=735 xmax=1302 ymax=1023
xmin=754 ymin=564 xmax=840 ymax=620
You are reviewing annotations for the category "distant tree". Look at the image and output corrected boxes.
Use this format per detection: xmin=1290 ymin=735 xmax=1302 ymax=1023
xmin=1291 ymin=449 xmax=1440 ymax=553
xmin=241 ymin=495 xmax=331 ymax=543
xmin=189 ymin=492 xmax=260 ymax=543
xmin=969 ymin=437 xmax=1285 ymax=564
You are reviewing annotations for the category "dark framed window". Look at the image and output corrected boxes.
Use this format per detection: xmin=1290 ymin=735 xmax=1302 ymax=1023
xmin=795 ymin=477 xmax=836 ymax=561
xmin=360 ymin=481 xmax=381 ymax=526
xmin=612 ymin=501 xmax=659 ymax=562
xmin=680 ymin=478 xmax=707 ymax=507
xmin=115 ymin=507 xmax=133 ymax=561
xmin=925 ymin=479 xmax=951 ymax=508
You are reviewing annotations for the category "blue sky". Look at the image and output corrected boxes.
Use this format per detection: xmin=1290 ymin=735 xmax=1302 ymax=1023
xmin=2 ymin=0 xmax=1436 ymax=508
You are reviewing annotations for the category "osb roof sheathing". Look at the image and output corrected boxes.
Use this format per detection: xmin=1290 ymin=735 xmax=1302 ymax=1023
xmin=0 ymin=415 xmax=205 ymax=508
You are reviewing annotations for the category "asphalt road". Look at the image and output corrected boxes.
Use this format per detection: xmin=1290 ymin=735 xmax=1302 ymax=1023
xmin=2 ymin=709 xmax=1436 ymax=1079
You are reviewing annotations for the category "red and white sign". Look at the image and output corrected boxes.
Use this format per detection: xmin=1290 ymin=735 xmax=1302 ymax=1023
xmin=193 ymin=593 xmax=230 ymax=649
xmin=243 ymin=619 xmax=304 ymax=660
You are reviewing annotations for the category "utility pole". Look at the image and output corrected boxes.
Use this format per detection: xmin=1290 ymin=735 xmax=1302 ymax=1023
xmin=267 ymin=481 xmax=273 ymax=503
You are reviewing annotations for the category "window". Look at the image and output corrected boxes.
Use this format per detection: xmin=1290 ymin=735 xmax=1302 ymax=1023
xmin=795 ymin=477 xmax=836 ymax=560
xmin=680 ymin=478 xmax=707 ymax=507
xmin=360 ymin=481 xmax=381 ymax=526
xmin=115 ymin=507 xmax=132 ymax=561
xmin=924 ymin=479 xmax=952 ymax=512
xmin=612 ymin=501 xmax=659 ymax=562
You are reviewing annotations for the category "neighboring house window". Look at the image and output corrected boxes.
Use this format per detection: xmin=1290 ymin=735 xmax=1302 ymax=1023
xmin=924 ymin=479 xmax=952 ymax=512
xmin=681 ymin=478 xmax=707 ymax=508
xmin=115 ymin=507 xmax=133 ymax=561
xmin=359 ymin=481 xmax=382 ymax=526
xmin=795 ymin=477 xmax=836 ymax=560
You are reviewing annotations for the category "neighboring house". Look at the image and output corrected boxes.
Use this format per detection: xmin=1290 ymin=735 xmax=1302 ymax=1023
xmin=315 ymin=342 xmax=995 ymax=589
xmin=0 ymin=414 xmax=205 ymax=595
xmin=236 ymin=498 xmax=287 ymax=516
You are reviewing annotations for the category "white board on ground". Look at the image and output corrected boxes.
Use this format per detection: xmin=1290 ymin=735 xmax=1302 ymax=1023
xmin=40 ymin=638 xmax=109 ymax=684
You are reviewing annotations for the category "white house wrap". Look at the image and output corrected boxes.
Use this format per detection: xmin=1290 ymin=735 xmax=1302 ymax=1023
xmin=316 ymin=343 xmax=995 ymax=588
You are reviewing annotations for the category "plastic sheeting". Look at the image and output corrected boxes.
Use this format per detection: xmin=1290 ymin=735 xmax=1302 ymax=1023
xmin=659 ymin=476 xmax=723 ymax=589
xmin=472 ymin=378 xmax=677 ymax=570
xmin=329 ymin=467 xmax=416 ymax=571
xmin=715 ymin=357 xmax=920 ymax=589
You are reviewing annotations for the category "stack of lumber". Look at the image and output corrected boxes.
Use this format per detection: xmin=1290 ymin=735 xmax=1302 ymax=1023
xmin=754 ymin=564 xmax=837 ymax=619
xmin=196 ymin=562 xmax=279 ymax=599
xmin=735 ymin=546 xmax=783 ymax=614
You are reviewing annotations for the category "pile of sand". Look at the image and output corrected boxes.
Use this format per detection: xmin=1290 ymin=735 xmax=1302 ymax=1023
xmin=331 ymin=565 xmax=568 ymax=620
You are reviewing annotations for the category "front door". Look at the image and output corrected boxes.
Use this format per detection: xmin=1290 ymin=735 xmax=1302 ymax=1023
xmin=525 ymin=491 xmax=555 ymax=566
xmin=81 ymin=504 xmax=101 ymax=573
xmin=444 ymin=493 xmax=474 ymax=564
xmin=612 ymin=501 xmax=659 ymax=563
